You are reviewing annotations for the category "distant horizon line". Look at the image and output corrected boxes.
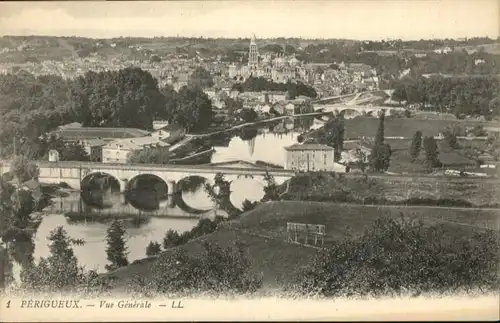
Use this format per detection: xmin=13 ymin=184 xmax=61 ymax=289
xmin=1 ymin=34 xmax=498 ymax=42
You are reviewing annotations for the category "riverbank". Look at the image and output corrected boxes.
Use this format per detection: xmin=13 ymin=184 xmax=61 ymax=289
xmin=187 ymin=111 xmax=329 ymax=139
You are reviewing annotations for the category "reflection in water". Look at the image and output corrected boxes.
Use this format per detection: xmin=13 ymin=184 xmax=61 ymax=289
xmin=80 ymin=172 xmax=121 ymax=209
xmin=177 ymin=176 xmax=213 ymax=212
xmin=126 ymin=175 xmax=168 ymax=211
xmin=212 ymin=132 xmax=300 ymax=165
xmin=47 ymin=193 xmax=215 ymax=220
xmin=32 ymin=213 xmax=198 ymax=273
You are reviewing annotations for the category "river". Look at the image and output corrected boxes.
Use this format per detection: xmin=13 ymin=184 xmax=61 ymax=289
xmin=21 ymin=116 xmax=319 ymax=276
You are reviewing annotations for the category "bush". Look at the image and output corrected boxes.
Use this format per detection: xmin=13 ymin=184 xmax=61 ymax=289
xmin=146 ymin=241 xmax=162 ymax=257
xmin=292 ymin=214 xmax=500 ymax=297
xmin=163 ymin=229 xmax=184 ymax=249
xmin=150 ymin=241 xmax=262 ymax=295
xmin=162 ymin=217 xmax=226 ymax=250
xmin=242 ymin=199 xmax=259 ymax=212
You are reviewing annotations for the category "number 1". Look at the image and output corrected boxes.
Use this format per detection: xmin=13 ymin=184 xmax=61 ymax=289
xmin=6 ymin=300 xmax=11 ymax=308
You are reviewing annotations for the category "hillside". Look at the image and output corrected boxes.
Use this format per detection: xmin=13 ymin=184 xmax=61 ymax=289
xmin=102 ymin=201 xmax=499 ymax=292
xmin=103 ymin=227 xmax=316 ymax=292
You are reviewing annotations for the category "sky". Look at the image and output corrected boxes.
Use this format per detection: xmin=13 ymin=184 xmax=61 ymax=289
xmin=0 ymin=0 xmax=498 ymax=40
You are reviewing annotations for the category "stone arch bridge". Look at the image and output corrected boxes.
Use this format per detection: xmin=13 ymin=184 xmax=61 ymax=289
xmin=0 ymin=160 xmax=296 ymax=196
xmin=313 ymin=104 xmax=406 ymax=118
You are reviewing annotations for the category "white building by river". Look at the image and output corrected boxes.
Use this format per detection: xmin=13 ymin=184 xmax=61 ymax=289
xmin=284 ymin=143 xmax=347 ymax=172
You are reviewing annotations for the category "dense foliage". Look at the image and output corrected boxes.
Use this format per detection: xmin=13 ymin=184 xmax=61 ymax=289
xmin=292 ymin=214 xmax=500 ymax=297
xmin=20 ymin=226 xmax=95 ymax=292
xmin=423 ymin=136 xmax=440 ymax=170
xmin=204 ymin=173 xmax=241 ymax=218
xmin=369 ymin=111 xmax=392 ymax=172
xmin=0 ymin=158 xmax=43 ymax=290
xmin=409 ymin=131 xmax=422 ymax=161
xmin=162 ymin=217 xmax=226 ymax=249
xmin=105 ymin=220 xmax=129 ymax=271
xmin=10 ymin=156 xmax=40 ymax=184
xmin=391 ymin=75 xmax=500 ymax=119
xmin=238 ymin=108 xmax=258 ymax=123
xmin=170 ymin=85 xmax=214 ymax=132
xmin=145 ymin=241 xmax=162 ymax=257
xmin=0 ymin=70 xmax=215 ymax=158
xmin=150 ymin=241 xmax=261 ymax=295
xmin=69 ymin=68 xmax=166 ymax=129
xmin=316 ymin=116 xmax=345 ymax=161
xmin=127 ymin=147 xmax=170 ymax=164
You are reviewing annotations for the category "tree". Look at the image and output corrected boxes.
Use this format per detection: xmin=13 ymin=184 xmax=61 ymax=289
xmin=241 ymin=199 xmax=258 ymax=212
xmin=105 ymin=220 xmax=129 ymax=271
xmin=442 ymin=130 xmax=459 ymax=149
xmin=370 ymin=143 xmax=392 ymax=172
xmin=224 ymin=97 xmax=243 ymax=118
xmin=146 ymin=241 xmax=162 ymax=257
xmin=409 ymin=131 xmax=423 ymax=161
xmin=293 ymin=214 xmax=500 ymax=297
xmin=0 ymin=245 xmax=13 ymax=291
xmin=40 ymin=135 xmax=90 ymax=161
xmin=150 ymin=241 xmax=261 ymax=295
xmin=20 ymin=226 xmax=89 ymax=292
xmin=204 ymin=173 xmax=241 ymax=218
xmin=188 ymin=67 xmax=214 ymax=89
xmin=238 ymin=108 xmax=258 ymax=123
xmin=127 ymin=147 xmax=170 ymax=164
xmin=231 ymin=83 xmax=244 ymax=93
xmin=318 ymin=116 xmax=345 ymax=161
xmin=162 ymin=229 xmax=183 ymax=249
xmin=10 ymin=156 xmax=39 ymax=184
xmin=423 ymin=136 xmax=440 ymax=170
xmin=261 ymin=171 xmax=280 ymax=202
xmin=170 ymin=85 xmax=213 ymax=133
xmin=353 ymin=148 xmax=368 ymax=172
xmin=0 ymin=159 xmax=41 ymax=278
xmin=369 ymin=111 xmax=392 ymax=172
xmin=69 ymin=68 xmax=165 ymax=129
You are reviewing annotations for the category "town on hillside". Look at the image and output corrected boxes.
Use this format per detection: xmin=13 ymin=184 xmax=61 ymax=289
xmin=1 ymin=2 xmax=499 ymax=316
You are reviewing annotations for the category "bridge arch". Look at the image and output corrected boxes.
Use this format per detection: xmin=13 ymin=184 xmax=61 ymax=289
xmin=176 ymin=175 xmax=214 ymax=213
xmin=125 ymin=173 xmax=169 ymax=211
xmin=81 ymin=172 xmax=121 ymax=192
xmin=80 ymin=172 xmax=121 ymax=209
xmin=228 ymin=174 xmax=266 ymax=211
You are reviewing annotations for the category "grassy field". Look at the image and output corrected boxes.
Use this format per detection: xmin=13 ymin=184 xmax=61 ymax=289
xmin=384 ymin=138 xmax=478 ymax=174
xmin=227 ymin=201 xmax=500 ymax=245
xmin=344 ymin=116 xmax=498 ymax=139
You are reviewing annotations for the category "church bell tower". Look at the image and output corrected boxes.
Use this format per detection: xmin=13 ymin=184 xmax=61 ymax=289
xmin=248 ymin=33 xmax=259 ymax=69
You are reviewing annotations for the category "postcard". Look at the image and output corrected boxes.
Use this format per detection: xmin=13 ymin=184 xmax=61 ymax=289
xmin=0 ymin=0 xmax=499 ymax=321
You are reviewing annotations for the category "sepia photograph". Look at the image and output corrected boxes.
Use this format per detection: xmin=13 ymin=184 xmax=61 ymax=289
xmin=0 ymin=0 xmax=499 ymax=321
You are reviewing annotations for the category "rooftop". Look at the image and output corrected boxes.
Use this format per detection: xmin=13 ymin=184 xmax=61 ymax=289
xmin=284 ymin=143 xmax=334 ymax=151
xmin=154 ymin=123 xmax=185 ymax=133
xmin=104 ymin=137 xmax=170 ymax=150
xmin=56 ymin=127 xmax=150 ymax=140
